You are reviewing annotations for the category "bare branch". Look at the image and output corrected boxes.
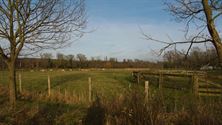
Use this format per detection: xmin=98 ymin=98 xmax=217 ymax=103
xmin=0 ymin=46 xmax=8 ymax=61
xmin=142 ymin=0 xmax=222 ymax=64
xmin=141 ymin=27 xmax=212 ymax=55
xmin=0 ymin=0 xmax=86 ymax=62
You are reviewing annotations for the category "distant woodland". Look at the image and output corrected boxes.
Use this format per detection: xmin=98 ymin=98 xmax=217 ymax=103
xmin=0 ymin=54 xmax=162 ymax=70
xmin=0 ymin=47 xmax=219 ymax=70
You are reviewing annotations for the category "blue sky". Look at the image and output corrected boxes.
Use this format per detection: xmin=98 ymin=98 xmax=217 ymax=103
xmin=55 ymin=0 xmax=187 ymax=61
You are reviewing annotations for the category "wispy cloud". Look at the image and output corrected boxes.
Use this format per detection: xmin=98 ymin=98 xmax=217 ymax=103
xmin=44 ymin=0 xmax=201 ymax=61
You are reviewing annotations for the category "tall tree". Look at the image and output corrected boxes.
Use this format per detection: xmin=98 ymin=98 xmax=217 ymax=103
xmin=0 ymin=0 xmax=86 ymax=106
xmin=40 ymin=53 xmax=53 ymax=68
xmin=143 ymin=0 xmax=222 ymax=65
xmin=76 ymin=53 xmax=87 ymax=62
xmin=40 ymin=53 xmax=53 ymax=60
xmin=76 ymin=53 xmax=87 ymax=68
xmin=66 ymin=54 xmax=75 ymax=68
xmin=56 ymin=53 xmax=65 ymax=68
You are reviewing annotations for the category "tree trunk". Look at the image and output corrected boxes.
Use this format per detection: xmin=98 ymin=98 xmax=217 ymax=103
xmin=8 ymin=61 xmax=17 ymax=107
xmin=202 ymin=0 xmax=222 ymax=66
xmin=216 ymin=43 xmax=222 ymax=66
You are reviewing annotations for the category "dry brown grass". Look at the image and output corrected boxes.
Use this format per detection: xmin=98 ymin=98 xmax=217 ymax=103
xmin=85 ymin=90 xmax=222 ymax=125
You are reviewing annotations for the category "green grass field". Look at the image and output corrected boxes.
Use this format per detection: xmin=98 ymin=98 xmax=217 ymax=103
xmin=0 ymin=69 xmax=221 ymax=104
xmin=0 ymin=69 xmax=221 ymax=125
xmin=0 ymin=69 xmax=135 ymax=124
xmin=0 ymin=70 xmax=132 ymax=96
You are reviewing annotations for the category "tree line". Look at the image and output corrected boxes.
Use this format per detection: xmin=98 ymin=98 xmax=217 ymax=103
xmin=0 ymin=53 xmax=162 ymax=70
xmin=162 ymin=47 xmax=220 ymax=69
xmin=1 ymin=47 xmax=219 ymax=70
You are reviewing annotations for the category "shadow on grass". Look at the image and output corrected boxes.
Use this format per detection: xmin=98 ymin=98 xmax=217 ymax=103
xmin=29 ymin=103 xmax=67 ymax=125
xmin=28 ymin=102 xmax=86 ymax=125
xmin=0 ymin=100 xmax=86 ymax=125
xmin=84 ymin=96 xmax=105 ymax=125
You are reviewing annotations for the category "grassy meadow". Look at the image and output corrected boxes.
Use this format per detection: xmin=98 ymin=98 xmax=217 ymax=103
xmin=0 ymin=69 xmax=132 ymax=97
xmin=0 ymin=69 xmax=222 ymax=125
xmin=0 ymin=69 xmax=134 ymax=124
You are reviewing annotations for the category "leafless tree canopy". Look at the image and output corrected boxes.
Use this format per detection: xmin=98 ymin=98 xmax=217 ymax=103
xmin=142 ymin=0 xmax=222 ymax=63
xmin=0 ymin=0 xmax=86 ymax=59
xmin=166 ymin=0 xmax=221 ymax=40
xmin=0 ymin=0 xmax=86 ymax=106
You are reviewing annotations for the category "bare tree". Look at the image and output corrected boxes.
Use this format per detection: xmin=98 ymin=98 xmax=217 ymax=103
xmin=76 ymin=53 xmax=87 ymax=68
xmin=66 ymin=54 xmax=75 ymax=68
xmin=56 ymin=53 xmax=65 ymax=68
xmin=143 ymin=0 xmax=222 ymax=65
xmin=0 ymin=0 xmax=86 ymax=106
xmin=40 ymin=53 xmax=53 ymax=60
xmin=40 ymin=53 xmax=53 ymax=68
xmin=76 ymin=53 xmax=87 ymax=62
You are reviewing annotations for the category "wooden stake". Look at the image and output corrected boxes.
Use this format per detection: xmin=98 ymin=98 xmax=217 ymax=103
xmin=88 ymin=77 xmax=92 ymax=102
xmin=48 ymin=75 xmax=51 ymax=96
xmin=145 ymin=81 xmax=149 ymax=102
xmin=65 ymin=89 xmax=67 ymax=102
xmin=159 ymin=73 xmax=163 ymax=90
xmin=137 ymin=73 xmax=140 ymax=84
xmin=19 ymin=73 xmax=22 ymax=93
xmin=73 ymin=90 xmax=75 ymax=97
xmin=193 ymin=75 xmax=199 ymax=96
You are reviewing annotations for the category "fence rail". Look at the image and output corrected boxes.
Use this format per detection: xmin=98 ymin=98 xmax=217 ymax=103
xmin=132 ymin=70 xmax=222 ymax=97
xmin=198 ymin=78 xmax=222 ymax=97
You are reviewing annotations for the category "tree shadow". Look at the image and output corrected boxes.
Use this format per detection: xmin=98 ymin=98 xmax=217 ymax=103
xmin=84 ymin=96 xmax=106 ymax=125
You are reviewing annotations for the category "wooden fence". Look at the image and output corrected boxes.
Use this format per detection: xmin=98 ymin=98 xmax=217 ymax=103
xmin=198 ymin=78 xmax=222 ymax=97
xmin=17 ymin=73 xmax=93 ymax=103
xmin=132 ymin=70 xmax=222 ymax=97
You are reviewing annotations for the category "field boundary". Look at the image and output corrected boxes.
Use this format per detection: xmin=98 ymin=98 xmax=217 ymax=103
xmin=132 ymin=70 xmax=222 ymax=97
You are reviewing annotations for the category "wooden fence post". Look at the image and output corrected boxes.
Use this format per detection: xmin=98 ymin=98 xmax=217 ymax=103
xmin=48 ymin=75 xmax=51 ymax=96
xmin=137 ymin=73 xmax=140 ymax=84
xmin=65 ymin=89 xmax=67 ymax=102
xmin=145 ymin=81 xmax=149 ymax=102
xmin=88 ymin=77 xmax=92 ymax=102
xmin=193 ymin=75 xmax=199 ymax=96
xmin=73 ymin=90 xmax=75 ymax=97
xmin=159 ymin=73 xmax=163 ymax=90
xmin=19 ymin=73 xmax=22 ymax=93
